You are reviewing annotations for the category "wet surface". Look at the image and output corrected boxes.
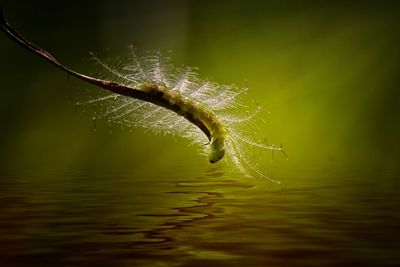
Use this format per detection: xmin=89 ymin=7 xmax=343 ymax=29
xmin=0 ymin=166 xmax=399 ymax=266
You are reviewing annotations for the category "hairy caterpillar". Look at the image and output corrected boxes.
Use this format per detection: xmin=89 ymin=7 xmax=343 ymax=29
xmin=0 ymin=9 xmax=286 ymax=183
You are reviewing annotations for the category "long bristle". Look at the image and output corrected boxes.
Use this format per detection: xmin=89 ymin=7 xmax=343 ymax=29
xmin=78 ymin=48 xmax=285 ymax=182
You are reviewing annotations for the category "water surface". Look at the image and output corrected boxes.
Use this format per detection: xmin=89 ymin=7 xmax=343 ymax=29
xmin=0 ymin=166 xmax=398 ymax=266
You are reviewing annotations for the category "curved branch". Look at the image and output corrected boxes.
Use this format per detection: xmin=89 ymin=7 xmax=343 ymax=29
xmin=0 ymin=8 xmax=211 ymax=141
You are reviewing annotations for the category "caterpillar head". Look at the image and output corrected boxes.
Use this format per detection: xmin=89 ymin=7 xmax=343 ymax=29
xmin=209 ymin=137 xmax=225 ymax=163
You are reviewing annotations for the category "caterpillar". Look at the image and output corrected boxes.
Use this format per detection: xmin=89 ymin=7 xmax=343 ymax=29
xmin=0 ymin=9 xmax=286 ymax=183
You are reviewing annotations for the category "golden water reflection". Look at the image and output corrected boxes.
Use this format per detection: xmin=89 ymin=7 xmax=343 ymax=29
xmin=0 ymin=166 xmax=399 ymax=266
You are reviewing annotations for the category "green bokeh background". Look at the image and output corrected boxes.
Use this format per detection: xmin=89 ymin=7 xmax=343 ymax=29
xmin=1 ymin=0 xmax=399 ymax=175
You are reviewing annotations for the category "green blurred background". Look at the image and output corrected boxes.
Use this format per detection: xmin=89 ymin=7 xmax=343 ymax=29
xmin=1 ymin=0 xmax=399 ymax=175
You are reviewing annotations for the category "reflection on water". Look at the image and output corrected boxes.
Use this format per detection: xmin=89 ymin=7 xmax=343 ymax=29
xmin=0 ymin=166 xmax=399 ymax=266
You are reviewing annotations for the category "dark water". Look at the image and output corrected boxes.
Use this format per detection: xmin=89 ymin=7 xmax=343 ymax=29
xmin=0 ymin=166 xmax=399 ymax=267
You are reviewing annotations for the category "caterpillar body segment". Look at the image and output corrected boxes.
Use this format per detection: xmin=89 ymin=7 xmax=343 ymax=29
xmin=141 ymin=82 xmax=226 ymax=163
